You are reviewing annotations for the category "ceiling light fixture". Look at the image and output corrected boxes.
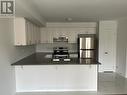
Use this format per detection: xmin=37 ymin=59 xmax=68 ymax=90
xmin=65 ymin=17 xmax=72 ymax=21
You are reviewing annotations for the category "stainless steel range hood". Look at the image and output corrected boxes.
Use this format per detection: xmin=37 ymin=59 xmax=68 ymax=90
xmin=53 ymin=36 xmax=68 ymax=42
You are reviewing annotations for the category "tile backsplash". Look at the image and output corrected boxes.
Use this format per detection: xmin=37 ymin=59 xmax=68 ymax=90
xmin=36 ymin=43 xmax=77 ymax=53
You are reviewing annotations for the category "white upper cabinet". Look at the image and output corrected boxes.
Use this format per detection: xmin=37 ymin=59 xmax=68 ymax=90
xmin=36 ymin=26 xmax=41 ymax=44
xmin=14 ymin=17 xmax=41 ymax=46
xmin=41 ymin=22 xmax=97 ymax=43
xmin=41 ymin=28 xmax=51 ymax=43
xmin=26 ymin=20 xmax=31 ymax=45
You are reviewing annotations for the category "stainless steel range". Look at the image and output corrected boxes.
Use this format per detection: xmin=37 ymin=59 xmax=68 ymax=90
xmin=52 ymin=47 xmax=71 ymax=62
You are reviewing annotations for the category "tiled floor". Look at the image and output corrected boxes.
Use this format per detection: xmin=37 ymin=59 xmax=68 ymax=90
xmin=98 ymin=73 xmax=127 ymax=94
xmin=16 ymin=73 xmax=127 ymax=95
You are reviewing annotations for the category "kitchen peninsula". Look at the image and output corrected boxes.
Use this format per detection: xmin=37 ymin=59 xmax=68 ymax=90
xmin=12 ymin=52 xmax=100 ymax=92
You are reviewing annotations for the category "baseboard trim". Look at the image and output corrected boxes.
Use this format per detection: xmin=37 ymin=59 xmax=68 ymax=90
xmin=16 ymin=89 xmax=97 ymax=92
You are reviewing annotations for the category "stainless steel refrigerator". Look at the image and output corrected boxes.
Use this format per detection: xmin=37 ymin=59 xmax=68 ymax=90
xmin=78 ymin=34 xmax=97 ymax=59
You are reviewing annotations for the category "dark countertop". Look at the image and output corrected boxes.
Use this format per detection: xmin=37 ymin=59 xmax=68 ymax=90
xmin=11 ymin=52 xmax=101 ymax=66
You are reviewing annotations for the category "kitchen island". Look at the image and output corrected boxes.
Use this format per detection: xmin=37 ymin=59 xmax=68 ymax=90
xmin=12 ymin=53 xmax=100 ymax=92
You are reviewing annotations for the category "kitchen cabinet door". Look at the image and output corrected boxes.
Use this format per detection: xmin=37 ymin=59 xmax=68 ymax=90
xmin=41 ymin=28 xmax=51 ymax=43
xmin=78 ymin=28 xmax=96 ymax=34
xmin=31 ymin=23 xmax=35 ymax=44
xmin=26 ymin=20 xmax=32 ymax=45
xmin=87 ymin=28 xmax=96 ymax=34
xmin=68 ymin=28 xmax=78 ymax=43
xmin=14 ymin=18 xmax=27 ymax=45
xmin=50 ymin=28 xmax=69 ymax=43
xmin=51 ymin=28 xmax=60 ymax=38
xmin=15 ymin=66 xmax=57 ymax=92
xmin=49 ymin=28 xmax=57 ymax=43
xmin=68 ymin=28 xmax=96 ymax=43
xmin=36 ymin=26 xmax=41 ymax=44
xmin=14 ymin=17 xmax=41 ymax=46
xmin=59 ymin=28 xmax=68 ymax=37
xmin=34 ymin=25 xmax=39 ymax=44
xmin=56 ymin=65 xmax=98 ymax=91
xmin=41 ymin=28 xmax=48 ymax=43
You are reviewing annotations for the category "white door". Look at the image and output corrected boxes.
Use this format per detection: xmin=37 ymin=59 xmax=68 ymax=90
xmin=99 ymin=21 xmax=117 ymax=72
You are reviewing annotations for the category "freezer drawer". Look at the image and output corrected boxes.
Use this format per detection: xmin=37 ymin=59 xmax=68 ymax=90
xmin=80 ymin=50 xmax=95 ymax=58
xmin=79 ymin=37 xmax=95 ymax=49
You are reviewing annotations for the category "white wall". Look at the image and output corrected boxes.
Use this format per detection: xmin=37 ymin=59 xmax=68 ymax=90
xmin=116 ymin=18 xmax=127 ymax=77
xmin=36 ymin=43 xmax=77 ymax=53
xmin=0 ymin=18 xmax=35 ymax=95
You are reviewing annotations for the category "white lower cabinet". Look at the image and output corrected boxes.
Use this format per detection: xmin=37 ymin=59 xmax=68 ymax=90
xmin=15 ymin=66 xmax=57 ymax=92
xmin=15 ymin=65 xmax=98 ymax=92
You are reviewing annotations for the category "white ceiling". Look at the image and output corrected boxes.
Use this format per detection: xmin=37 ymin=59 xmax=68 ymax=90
xmin=16 ymin=0 xmax=46 ymax=26
xmin=16 ymin=0 xmax=127 ymax=22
